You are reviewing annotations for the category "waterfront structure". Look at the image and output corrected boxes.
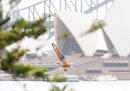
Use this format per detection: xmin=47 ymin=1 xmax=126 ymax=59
xmin=53 ymin=0 xmax=130 ymax=80
xmin=55 ymin=12 xmax=117 ymax=57
xmin=55 ymin=0 xmax=130 ymax=58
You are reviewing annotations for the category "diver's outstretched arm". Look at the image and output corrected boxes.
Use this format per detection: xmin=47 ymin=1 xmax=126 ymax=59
xmin=52 ymin=43 xmax=65 ymax=60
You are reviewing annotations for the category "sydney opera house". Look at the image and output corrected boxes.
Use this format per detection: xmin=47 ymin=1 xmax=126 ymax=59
xmin=9 ymin=0 xmax=130 ymax=80
xmin=52 ymin=0 xmax=130 ymax=80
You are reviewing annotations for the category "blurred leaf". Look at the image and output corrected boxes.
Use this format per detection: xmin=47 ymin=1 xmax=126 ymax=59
xmin=15 ymin=64 xmax=33 ymax=77
xmin=62 ymin=84 xmax=68 ymax=91
xmin=49 ymin=73 xmax=67 ymax=82
xmin=1 ymin=47 xmax=26 ymax=77
xmin=49 ymin=84 xmax=70 ymax=91
xmin=0 ymin=0 xmax=49 ymax=80
xmin=12 ymin=18 xmax=47 ymax=38
xmin=50 ymin=85 xmax=61 ymax=91
xmin=0 ymin=16 xmax=10 ymax=26
xmin=30 ymin=67 xmax=48 ymax=79
xmin=81 ymin=20 xmax=106 ymax=36
xmin=62 ymin=32 xmax=70 ymax=39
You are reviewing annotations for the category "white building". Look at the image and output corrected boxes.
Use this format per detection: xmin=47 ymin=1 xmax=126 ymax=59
xmin=55 ymin=0 xmax=130 ymax=58
xmin=53 ymin=0 xmax=130 ymax=80
xmin=55 ymin=12 xmax=117 ymax=57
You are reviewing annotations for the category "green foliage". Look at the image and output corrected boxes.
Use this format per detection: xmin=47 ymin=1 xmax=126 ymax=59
xmin=15 ymin=64 xmax=33 ymax=77
xmin=0 ymin=16 xmax=10 ymax=26
xmin=0 ymin=19 xmax=47 ymax=49
xmin=50 ymin=85 xmax=68 ymax=91
xmin=50 ymin=85 xmax=61 ymax=91
xmin=42 ymin=73 xmax=49 ymax=81
xmin=0 ymin=48 xmax=26 ymax=78
xmin=12 ymin=18 xmax=47 ymax=38
xmin=0 ymin=30 xmax=22 ymax=49
xmin=0 ymin=0 xmax=49 ymax=80
xmin=62 ymin=32 xmax=70 ymax=39
xmin=0 ymin=48 xmax=49 ymax=80
xmin=49 ymin=73 xmax=67 ymax=82
xmin=81 ymin=20 xmax=106 ymax=36
xmin=30 ymin=67 xmax=48 ymax=80
xmin=49 ymin=84 xmax=76 ymax=91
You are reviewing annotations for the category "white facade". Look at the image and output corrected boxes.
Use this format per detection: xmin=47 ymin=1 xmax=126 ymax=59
xmin=55 ymin=0 xmax=130 ymax=57
xmin=55 ymin=12 xmax=113 ymax=57
xmin=104 ymin=0 xmax=130 ymax=56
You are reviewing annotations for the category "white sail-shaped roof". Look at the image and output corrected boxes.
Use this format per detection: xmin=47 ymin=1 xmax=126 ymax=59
xmin=5 ymin=37 xmax=46 ymax=52
xmin=55 ymin=12 xmax=104 ymax=56
xmin=104 ymin=0 xmax=130 ymax=56
xmin=96 ymin=30 xmax=108 ymax=51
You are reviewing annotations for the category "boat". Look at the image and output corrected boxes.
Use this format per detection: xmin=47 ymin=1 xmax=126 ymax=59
xmin=96 ymin=75 xmax=117 ymax=81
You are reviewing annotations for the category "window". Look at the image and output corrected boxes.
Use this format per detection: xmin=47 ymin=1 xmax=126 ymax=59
xmin=103 ymin=63 xmax=128 ymax=67
xmin=109 ymin=70 xmax=130 ymax=72
xmin=86 ymin=70 xmax=101 ymax=74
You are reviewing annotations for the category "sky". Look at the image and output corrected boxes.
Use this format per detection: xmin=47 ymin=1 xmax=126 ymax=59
xmin=16 ymin=0 xmax=44 ymax=8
